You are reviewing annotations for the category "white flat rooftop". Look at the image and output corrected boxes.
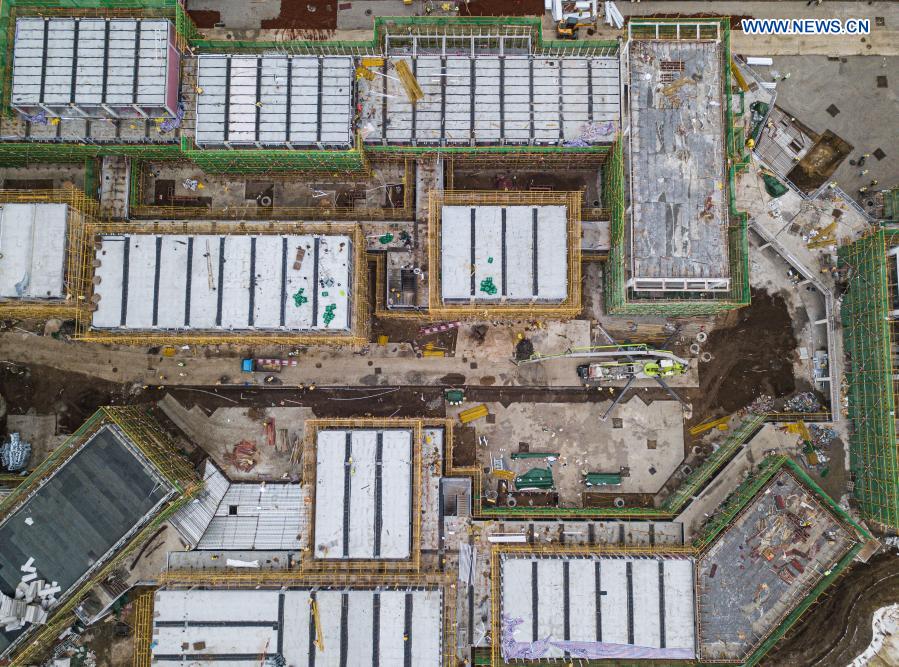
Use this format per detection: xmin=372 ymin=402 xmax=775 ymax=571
xmin=151 ymin=588 xmax=443 ymax=666
xmin=11 ymin=18 xmax=174 ymax=113
xmin=440 ymin=205 xmax=568 ymax=302
xmin=0 ymin=203 xmax=67 ymax=299
xmin=313 ymin=429 xmax=412 ymax=560
xmin=90 ymin=233 xmax=352 ymax=332
xmin=500 ymin=555 xmax=695 ymax=661
xmin=195 ymin=55 xmax=354 ymax=146
xmin=360 ymin=55 xmax=620 ymax=144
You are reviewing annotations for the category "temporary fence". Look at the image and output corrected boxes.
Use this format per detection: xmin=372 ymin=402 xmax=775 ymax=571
xmin=839 ymin=229 xmax=899 ymax=531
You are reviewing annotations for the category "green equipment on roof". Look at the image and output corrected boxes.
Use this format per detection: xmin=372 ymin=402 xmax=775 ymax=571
xmin=515 ymin=467 xmax=554 ymax=490
xmin=584 ymin=472 xmax=622 ymax=486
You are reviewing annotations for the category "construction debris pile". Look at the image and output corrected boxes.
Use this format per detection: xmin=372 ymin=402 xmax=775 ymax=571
xmin=784 ymin=392 xmax=822 ymax=413
xmin=224 ymin=440 xmax=258 ymax=472
xmin=0 ymin=557 xmax=59 ymax=632
xmin=1 ymin=433 xmax=31 ymax=472
xmin=747 ymin=395 xmax=776 ymax=415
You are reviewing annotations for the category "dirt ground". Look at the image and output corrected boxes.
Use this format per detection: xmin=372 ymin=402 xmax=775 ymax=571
xmin=450 ymin=168 xmax=600 ymax=207
xmin=0 ymin=363 xmax=134 ymax=434
xmin=260 ymin=0 xmax=336 ymax=30
xmin=186 ymin=9 xmax=220 ymax=27
xmin=688 ymin=288 xmax=799 ymax=422
xmin=460 ymin=0 xmax=544 ymax=17
xmin=764 ymin=550 xmax=899 ymax=667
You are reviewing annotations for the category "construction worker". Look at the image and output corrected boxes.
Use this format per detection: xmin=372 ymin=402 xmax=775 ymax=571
xmin=870 ymin=180 xmax=879 ymax=187
xmin=859 ymin=186 xmax=869 ymax=193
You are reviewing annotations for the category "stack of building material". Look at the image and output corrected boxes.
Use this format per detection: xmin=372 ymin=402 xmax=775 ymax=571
xmin=1 ymin=558 xmax=56 ymax=631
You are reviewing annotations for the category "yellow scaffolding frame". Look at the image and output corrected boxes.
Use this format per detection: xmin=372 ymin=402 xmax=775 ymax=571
xmin=0 ymin=188 xmax=98 ymax=320
xmin=299 ymin=418 xmax=424 ymax=573
xmin=70 ymin=220 xmax=370 ymax=346
xmin=130 ymin=591 xmax=154 ymax=667
xmin=426 ymin=190 xmax=583 ymax=319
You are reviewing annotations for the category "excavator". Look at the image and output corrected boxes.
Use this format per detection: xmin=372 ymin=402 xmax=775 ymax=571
xmin=554 ymin=0 xmax=598 ymax=39
xmin=556 ymin=15 xmax=594 ymax=40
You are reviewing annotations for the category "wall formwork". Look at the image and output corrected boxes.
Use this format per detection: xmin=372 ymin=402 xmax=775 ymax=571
xmin=839 ymin=228 xmax=899 ymax=531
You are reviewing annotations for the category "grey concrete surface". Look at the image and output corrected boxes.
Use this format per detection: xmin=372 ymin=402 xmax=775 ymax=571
xmin=768 ymin=56 xmax=898 ymax=197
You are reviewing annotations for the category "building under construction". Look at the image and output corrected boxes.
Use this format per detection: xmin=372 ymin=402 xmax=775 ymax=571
xmin=0 ymin=189 xmax=95 ymax=318
xmin=840 ymin=229 xmax=899 ymax=531
xmin=488 ymin=457 xmax=870 ymax=666
xmin=0 ymin=407 xmax=197 ymax=661
xmin=76 ymin=219 xmax=369 ymax=346
xmin=604 ymin=19 xmax=750 ymax=315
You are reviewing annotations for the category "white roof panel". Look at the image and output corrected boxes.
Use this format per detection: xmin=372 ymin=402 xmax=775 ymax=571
xmin=0 ymin=203 xmax=68 ymax=299
xmin=314 ymin=429 xmax=413 ymax=560
xmin=196 ymin=54 xmax=353 ymax=146
xmin=11 ymin=18 xmax=173 ymax=110
xmin=500 ymin=556 xmax=696 ymax=661
xmin=89 ymin=232 xmax=352 ymax=332
xmin=152 ymin=588 xmax=443 ymax=666
xmin=440 ymin=205 xmax=568 ymax=302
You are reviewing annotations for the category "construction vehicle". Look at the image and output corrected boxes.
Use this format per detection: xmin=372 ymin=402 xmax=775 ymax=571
xmin=577 ymin=357 xmax=687 ymax=385
xmin=241 ymin=358 xmax=297 ymax=373
xmin=556 ymin=15 xmax=594 ymax=39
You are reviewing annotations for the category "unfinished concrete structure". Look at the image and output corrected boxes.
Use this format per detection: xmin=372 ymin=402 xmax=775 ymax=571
xmin=149 ymin=586 xmax=446 ymax=665
xmin=194 ymin=55 xmax=355 ymax=148
xmin=10 ymin=18 xmax=180 ymax=120
xmin=696 ymin=465 xmax=865 ymax=663
xmin=627 ymin=34 xmax=728 ymax=293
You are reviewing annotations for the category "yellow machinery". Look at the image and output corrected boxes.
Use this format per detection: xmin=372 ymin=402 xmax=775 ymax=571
xmin=689 ymin=415 xmax=731 ymax=437
xmin=556 ymin=16 xmax=593 ymax=39
xmin=459 ymin=404 xmax=489 ymax=424
xmin=310 ymin=598 xmax=324 ymax=652
xmin=808 ymin=221 xmax=837 ymax=249
xmin=730 ymin=60 xmax=750 ymax=93
xmin=395 ymin=60 xmax=424 ymax=105
xmin=355 ymin=56 xmax=385 ymax=81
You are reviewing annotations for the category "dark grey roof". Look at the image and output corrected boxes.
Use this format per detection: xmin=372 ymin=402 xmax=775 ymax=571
xmin=0 ymin=425 xmax=172 ymax=654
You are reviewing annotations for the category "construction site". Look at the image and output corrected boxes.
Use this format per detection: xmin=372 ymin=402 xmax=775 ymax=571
xmin=0 ymin=1 xmax=897 ymax=666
